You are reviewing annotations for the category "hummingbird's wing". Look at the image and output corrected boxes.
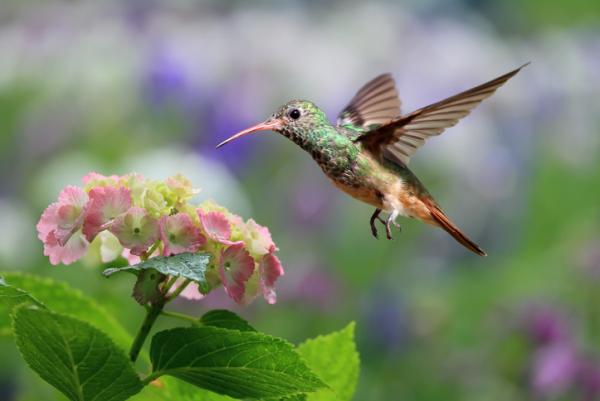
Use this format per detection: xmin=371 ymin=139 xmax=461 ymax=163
xmin=336 ymin=73 xmax=401 ymax=130
xmin=357 ymin=64 xmax=528 ymax=166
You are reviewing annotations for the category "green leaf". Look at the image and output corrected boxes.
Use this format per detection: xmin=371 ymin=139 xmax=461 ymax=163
xmin=104 ymin=252 xmax=211 ymax=293
xmin=148 ymin=326 xmax=325 ymax=399
xmin=0 ymin=272 xmax=131 ymax=349
xmin=199 ymin=309 xmax=256 ymax=332
xmin=297 ymin=322 xmax=359 ymax=401
xmin=132 ymin=377 xmax=237 ymax=401
xmin=132 ymin=270 xmax=166 ymax=305
xmin=266 ymin=395 xmax=307 ymax=401
xmin=12 ymin=306 xmax=143 ymax=401
xmin=0 ymin=281 xmax=43 ymax=335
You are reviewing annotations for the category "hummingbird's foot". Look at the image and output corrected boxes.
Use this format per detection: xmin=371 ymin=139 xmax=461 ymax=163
xmin=384 ymin=210 xmax=401 ymax=240
xmin=369 ymin=208 xmax=383 ymax=238
xmin=370 ymin=208 xmax=401 ymax=240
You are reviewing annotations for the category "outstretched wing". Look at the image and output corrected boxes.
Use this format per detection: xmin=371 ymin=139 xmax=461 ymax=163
xmin=357 ymin=63 xmax=529 ymax=166
xmin=336 ymin=73 xmax=401 ymax=130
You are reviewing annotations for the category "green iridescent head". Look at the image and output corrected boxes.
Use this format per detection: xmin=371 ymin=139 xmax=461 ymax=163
xmin=216 ymin=99 xmax=331 ymax=148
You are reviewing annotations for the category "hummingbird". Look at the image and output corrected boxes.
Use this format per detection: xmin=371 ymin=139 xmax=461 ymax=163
xmin=217 ymin=64 xmax=528 ymax=256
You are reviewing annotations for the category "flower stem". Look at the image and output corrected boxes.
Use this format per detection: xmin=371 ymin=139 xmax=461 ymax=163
xmin=162 ymin=275 xmax=178 ymax=293
xmin=129 ymin=299 xmax=166 ymax=362
xmin=142 ymin=241 xmax=160 ymax=259
xmin=161 ymin=310 xmax=200 ymax=325
xmin=165 ymin=278 xmax=191 ymax=302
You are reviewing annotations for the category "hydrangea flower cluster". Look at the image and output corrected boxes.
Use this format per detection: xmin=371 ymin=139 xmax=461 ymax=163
xmin=37 ymin=172 xmax=284 ymax=304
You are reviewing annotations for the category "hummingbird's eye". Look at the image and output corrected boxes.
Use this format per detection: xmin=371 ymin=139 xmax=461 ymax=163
xmin=288 ymin=108 xmax=301 ymax=120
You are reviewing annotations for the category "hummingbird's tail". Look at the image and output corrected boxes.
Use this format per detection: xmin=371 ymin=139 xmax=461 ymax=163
xmin=425 ymin=202 xmax=487 ymax=256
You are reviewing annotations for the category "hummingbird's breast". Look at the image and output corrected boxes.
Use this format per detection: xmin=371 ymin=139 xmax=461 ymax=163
xmin=283 ymin=124 xmax=430 ymax=214
xmin=321 ymin=146 xmax=392 ymax=209
xmin=284 ymin=128 xmax=384 ymax=208
xmin=320 ymin=141 xmax=434 ymax=220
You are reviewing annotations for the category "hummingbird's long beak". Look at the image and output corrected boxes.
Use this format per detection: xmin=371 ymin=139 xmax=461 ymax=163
xmin=216 ymin=119 xmax=282 ymax=148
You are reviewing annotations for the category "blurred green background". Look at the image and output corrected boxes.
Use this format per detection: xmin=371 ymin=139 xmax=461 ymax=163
xmin=1 ymin=0 xmax=599 ymax=400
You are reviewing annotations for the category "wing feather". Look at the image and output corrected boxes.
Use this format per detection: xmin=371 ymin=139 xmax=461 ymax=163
xmin=357 ymin=63 xmax=528 ymax=165
xmin=337 ymin=73 xmax=402 ymax=130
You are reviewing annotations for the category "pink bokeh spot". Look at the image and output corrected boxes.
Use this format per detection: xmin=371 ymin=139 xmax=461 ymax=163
xmin=259 ymin=252 xmax=284 ymax=304
xmin=160 ymin=213 xmax=206 ymax=256
xmin=219 ymin=242 xmax=255 ymax=304
xmin=110 ymin=207 xmax=160 ymax=256
xmin=198 ymin=210 xmax=234 ymax=245
xmin=83 ymin=186 xmax=132 ymax=241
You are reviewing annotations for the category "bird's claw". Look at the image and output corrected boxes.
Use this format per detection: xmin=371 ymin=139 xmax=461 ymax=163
xmin=384 ymin=222 xmax=393 ymax=240
xmin=370 ymin=223 xmax=378 ymax=238
xmin=369 ymin=209 xmax=401 ymax=240
xmin=370 ymin=211 xmax=380 ymax=239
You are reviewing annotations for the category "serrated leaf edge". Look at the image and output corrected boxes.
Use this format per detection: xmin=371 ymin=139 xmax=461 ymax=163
xmin=199 ymin=309 xmax=257 ymax=332
xmin=0 ymin=272 xmax=131 ymax=349
xmin=148 ymin=325 xmax=328 ymax=396
xmin=11 ymin=304 xmax=143 ymax=401
xmin=296 ymin=322 xmax=359 ymax=400
xmin=297 ymin=322 xmax=357 ymax=351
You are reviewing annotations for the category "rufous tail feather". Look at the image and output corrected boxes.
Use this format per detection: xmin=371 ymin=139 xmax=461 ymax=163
xmin=424 ymin=202 xmax=487 ymax=256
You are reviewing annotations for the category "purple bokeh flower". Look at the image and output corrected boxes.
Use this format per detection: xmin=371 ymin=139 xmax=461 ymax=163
xmin=141 ymin=45 xmax=194 ymax=109
xmin=288 ymin=174 xmax=336 ymax=230
xmin=287 ymin=267 xmax=341 ymax=311
xmin=519 ymin=302 xmax=600 ymax=400
xmin=523 ymin=305 xmax=570 ymax=346
xmin=362 ymin=286 xmax=408 ymax=354
xmin=195 ymin=80 xmax=262 ymax=169
xmin=532 ymin=342 xmax=578 ymax=397
xmin=577 ymin=358 xmax=600 ymax=401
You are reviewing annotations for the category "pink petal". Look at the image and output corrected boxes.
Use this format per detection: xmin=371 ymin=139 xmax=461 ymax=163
xmin=58 ymin=185 xmax=88 ymax=207
xmin=179 ymin=282 xmax=204 ymax=301
xmin=43 ymin=230 xmax=89 ymax=265
xmin=160 ymin=213 xmax=206 ymax=256
xmin=119 ymin=173 xmax=145 ymax=186
xmin=83 ymin=186 xmax=132 ymax=241
xmin=110 ymin=207 xmax=160 ymax=255
xmin=166 ymin=174 xmax=199 ymax=202
xmin=219 ymin=242 xmax=255 ymax=304
xmin=96 ymin=232 xmax=122 ymax=263
xmin=245 ymin=219 xmax=278 ymax=256
xmin=259 ymin=252 xmax=284 ymax=304
xmin=37 ymin=186 xmax=88 ymax=247
xmin=54 ymin=204 xmax=86 ymax=245
xmin=82 ymin=172 xmax=120 ymax=186
xmin=122 ymin=248 xmax=142 ymax=265
xmin=228 ymin=213 xmax=245 ymax=227
xmin=37 ymin=203 xmax=60 ymax=242
xmin=239 ymin=270 xmax=261 ymax=305
xmin=198 ymin=210 xmax=234 ymax=245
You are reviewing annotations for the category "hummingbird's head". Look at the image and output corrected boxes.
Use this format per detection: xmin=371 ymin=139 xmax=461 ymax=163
xmin=216 ymin=100 xmax=328 ymax=148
